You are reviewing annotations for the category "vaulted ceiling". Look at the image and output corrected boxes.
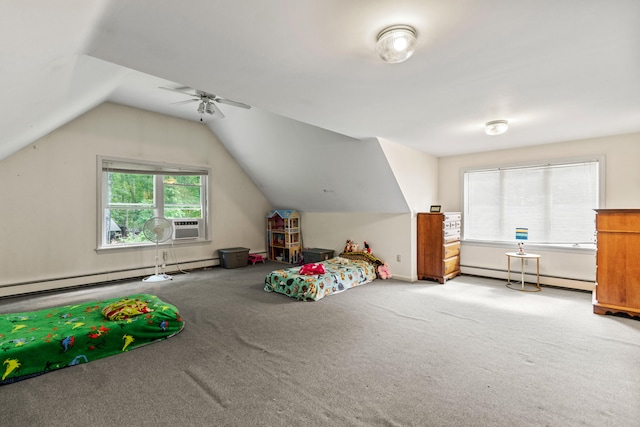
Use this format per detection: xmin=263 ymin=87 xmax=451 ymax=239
xmin=2 ymin=1 xmax=639 ymax=211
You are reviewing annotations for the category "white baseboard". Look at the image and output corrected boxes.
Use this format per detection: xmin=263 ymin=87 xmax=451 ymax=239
xmin=0 ymin=258 xmax=218 ymax=298
xmin=461 ymin=266 xmax=595 ymax=291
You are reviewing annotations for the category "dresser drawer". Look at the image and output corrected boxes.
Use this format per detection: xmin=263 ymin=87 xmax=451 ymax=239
xmin=443 ymin=241 xmax=460 ymax=259
xmin=596 ymin=211 xmax=640 ymax=233
xmin=443 ymin=256 xmax=460 ymax=275
xmin=443 ymin=228 xmax=460 ymax=242
xmin=443 ymin=220 xmax=461 ymax=230
xmin=444 ymin=213 xmax=461 ymax=223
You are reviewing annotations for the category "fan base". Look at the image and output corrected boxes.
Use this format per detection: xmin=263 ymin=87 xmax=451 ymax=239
xmin=142 ymin=274 xmax=172 ymax=283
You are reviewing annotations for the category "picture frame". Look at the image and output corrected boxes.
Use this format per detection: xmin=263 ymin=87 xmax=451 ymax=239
xmin=430 ymin=205 xmax=441 ymax=213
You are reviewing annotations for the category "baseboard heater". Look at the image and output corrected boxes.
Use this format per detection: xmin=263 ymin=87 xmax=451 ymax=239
xmin=0 ymin=257 xmax=218 ymax=298
xmin=461 ymin=265 xmax=595 ymax=291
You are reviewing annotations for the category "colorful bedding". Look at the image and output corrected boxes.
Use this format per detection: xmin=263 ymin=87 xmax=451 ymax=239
xmin=264 ymin=257 xmax=377 ymax=301
xmin=0 ymin=293 xmax=184 ymax=385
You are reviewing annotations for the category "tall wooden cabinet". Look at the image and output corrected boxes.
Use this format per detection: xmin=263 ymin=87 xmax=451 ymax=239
xmin=593 ymin=209 xmax=640 ymax=318
xmin=266 ymin=209 xmax=301 ymax=264
xmin=417 ymin=212 xmax=461 ymax=284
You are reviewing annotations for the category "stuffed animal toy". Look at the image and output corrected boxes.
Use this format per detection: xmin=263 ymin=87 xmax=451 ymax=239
xmin=344 ymin=239 xmax=354 ymax=253
xmin=344 ymin=239 xmax=359 ymax=252
xmin=363 ymin=241 xmax=371 ymax=254
xmin=299 ymin=263 xmax=326 ymax=275
xmin=377 ymin=263 xmax=392 ymax=280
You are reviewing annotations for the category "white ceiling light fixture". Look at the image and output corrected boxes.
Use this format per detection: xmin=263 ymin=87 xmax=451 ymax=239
xmin=485 ymin=120 xmax=509 ymax=136
xmin=197 ymin=101 xmax=205 ymax=114
xmin=376 ymin=25 xmax=417 ymax=64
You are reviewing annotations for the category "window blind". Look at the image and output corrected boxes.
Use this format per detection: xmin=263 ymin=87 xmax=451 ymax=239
xmin=101 ymin=158 xmax=208 ymax=176
xmin=463 ymin=160 xmax=599 ymax=244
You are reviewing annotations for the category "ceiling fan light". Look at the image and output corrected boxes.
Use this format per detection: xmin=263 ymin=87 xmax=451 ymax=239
xmin=197 ymin=101 xmax=205 ymax=114
xmin=485 ymin=120 xmax=509 ymax=136
xmin=205 ymin=101 xmax=214 ymax=115
xmin=376 ymin=25 xmax=417 ymax=64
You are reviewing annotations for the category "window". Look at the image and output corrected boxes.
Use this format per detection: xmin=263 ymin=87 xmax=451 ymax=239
xmin=98 ymin=157 xmax=209 ymax=249
xmin=463 ymin=158 xmax=602 ymax=245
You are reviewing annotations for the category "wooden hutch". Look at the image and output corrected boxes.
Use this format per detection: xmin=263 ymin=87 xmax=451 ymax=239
xmin=593 ymin=209 xmax=640 ymax=318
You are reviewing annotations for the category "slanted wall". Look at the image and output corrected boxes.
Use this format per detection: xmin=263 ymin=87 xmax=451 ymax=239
xmin=209 ymin=108 xmax=409 ymax=213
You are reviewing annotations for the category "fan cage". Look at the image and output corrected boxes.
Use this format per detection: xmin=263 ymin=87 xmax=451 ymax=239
xmin=143 ymin=217 xmax=173 ymax=243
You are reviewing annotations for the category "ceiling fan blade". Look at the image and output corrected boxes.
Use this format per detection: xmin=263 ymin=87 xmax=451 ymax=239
xmin=171 ymin=99 xmax=200 ymax=105
xmin=159 ymin=86 xmax=198 ymax=97
xmin=206 ymin=101 xmax=225 ymax=118
xmin=215 ymin=98 xmax=251 ymax=109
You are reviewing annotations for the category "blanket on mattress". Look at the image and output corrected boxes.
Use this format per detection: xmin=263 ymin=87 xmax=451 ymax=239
xmin=0 ymin=293 xmax=184 ymax=385
xmin=264 ymin=257 xmax=377 ymax=301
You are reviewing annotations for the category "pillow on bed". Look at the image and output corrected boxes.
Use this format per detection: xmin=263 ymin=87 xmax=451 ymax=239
xmin=102 ymin=298 xmax=153 ymax=321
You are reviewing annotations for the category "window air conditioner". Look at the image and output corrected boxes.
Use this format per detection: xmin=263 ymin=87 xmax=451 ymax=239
xmin=172 ymin=219 xmax=202 ymax=240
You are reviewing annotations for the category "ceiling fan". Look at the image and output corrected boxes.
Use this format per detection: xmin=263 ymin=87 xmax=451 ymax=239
xmin=159 ymin=86 xmax=251 ymax=120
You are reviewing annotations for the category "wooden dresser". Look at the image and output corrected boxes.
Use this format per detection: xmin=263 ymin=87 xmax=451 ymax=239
xmin=417 ymin=212 xmax=461 ymax=283
xmin=593 ymin=209 xmax=640 ymax=318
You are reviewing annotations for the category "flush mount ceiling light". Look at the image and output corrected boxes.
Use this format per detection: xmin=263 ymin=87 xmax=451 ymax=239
xmin=376 ymin=25 xmax=417 ymax=63
xmin=485 ymin=120 xmax=509 ymax=136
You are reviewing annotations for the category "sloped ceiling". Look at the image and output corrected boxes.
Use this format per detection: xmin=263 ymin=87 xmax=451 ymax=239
xmin=1 ymin=1 xmax=639 ymax=212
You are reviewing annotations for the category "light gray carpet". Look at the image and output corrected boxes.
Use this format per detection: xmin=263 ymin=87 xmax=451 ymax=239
xmin=1 ymin=263 xmax=639 ymax=427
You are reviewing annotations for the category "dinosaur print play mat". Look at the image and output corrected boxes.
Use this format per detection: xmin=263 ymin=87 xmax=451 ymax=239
xmin=1 ymin=293 xmax=184 ymax=385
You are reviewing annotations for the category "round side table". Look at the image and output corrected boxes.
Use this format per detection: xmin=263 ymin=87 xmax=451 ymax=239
xmin=505 ymin=252 xmax=541 ymax=292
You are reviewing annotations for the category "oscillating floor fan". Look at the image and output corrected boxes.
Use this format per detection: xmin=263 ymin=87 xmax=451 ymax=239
xmin=142 ymin=217 xmax=173 ymax=282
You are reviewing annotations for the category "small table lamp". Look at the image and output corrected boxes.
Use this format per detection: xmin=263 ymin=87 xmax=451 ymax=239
xmin=516 ymin=227 xmax=528 ymax=254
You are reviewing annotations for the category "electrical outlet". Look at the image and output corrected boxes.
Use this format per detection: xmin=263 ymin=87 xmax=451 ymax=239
xmin=163 ymin=251 xmax=168 ymax=261
xmin=397 ymin=254 xmax=401 ymax=262
xmin=524 ymin=259 xmax=529 ymax=266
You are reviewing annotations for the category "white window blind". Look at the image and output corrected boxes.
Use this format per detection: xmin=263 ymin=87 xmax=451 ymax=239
xmin=101 ymin=159 xmax=209 ymax=176
xmin=463 ymin=160 xmax=600 ymax=244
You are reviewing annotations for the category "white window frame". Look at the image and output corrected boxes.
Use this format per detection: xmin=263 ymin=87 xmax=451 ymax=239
xmin=97 ymin=156 xmax=210 ymax=250
xmin=461 ymin=155 xmax=605 ymax=251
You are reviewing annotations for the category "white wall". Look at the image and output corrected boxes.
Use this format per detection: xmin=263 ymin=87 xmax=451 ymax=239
xmin=299 ymin=140 xmax=439 ymax=282
xmin=378 ymin=138 xmax=439 ymax=213
xmin=0 ymin=103 xmax=271 ymax=296
xmin=3 ymin=102 xmax=636 ymax=296
xmin=300 ymin=212 xmax=413 ymax=281
xmin=377 ymin=138 xmax=440 ymax=280
xmin=209 ymin=108 xmax=409 ymax=213
xmin=438 ymin=132 xmax=640 ymax=290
